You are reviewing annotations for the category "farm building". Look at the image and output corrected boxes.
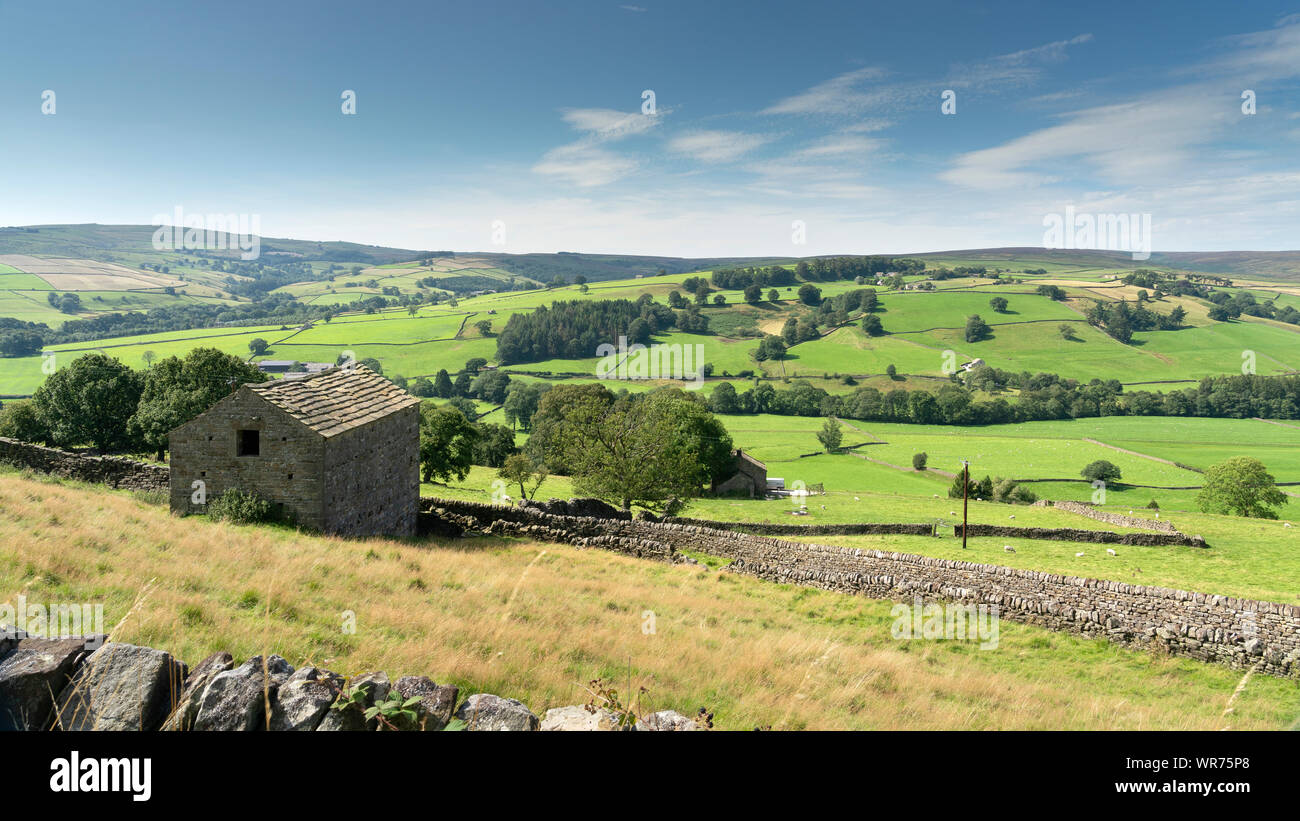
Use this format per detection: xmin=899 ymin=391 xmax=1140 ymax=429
xmin=168 ymin=365 xmax=421 ymax=537
xmin=711 ymin=449 xmax=768 ymax=497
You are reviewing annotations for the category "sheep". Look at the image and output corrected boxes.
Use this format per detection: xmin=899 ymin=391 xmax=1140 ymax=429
xmin=950 ymin=511 xmax=957 ymax=516
xmin=1075 ymin=552 xmax=1085 ymax=557
xmin=1285 ymin=522 xmax=1293 ymax=528
xmin=1003 ymin=545 xmax=1015 ymax=553
xmin=1008 ymin=514 xmax=1015 ymax=519
xmin=1106 ymin=548 xmax=1117 ymax=556
xmin=853 ymin=496 xmax=860 ymax=501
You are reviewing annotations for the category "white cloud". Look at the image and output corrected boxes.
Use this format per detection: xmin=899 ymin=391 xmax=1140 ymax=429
xmin=533 ymin=143 xmax=637 ymax=187
xmin=668 ymin=130 xmax=772 ymax=163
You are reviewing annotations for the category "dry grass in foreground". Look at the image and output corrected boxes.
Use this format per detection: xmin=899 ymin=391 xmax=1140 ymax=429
xmin=2 ymin=471 xmax=1298 ymax=730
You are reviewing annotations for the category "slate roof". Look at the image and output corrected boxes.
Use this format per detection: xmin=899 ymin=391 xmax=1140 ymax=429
xmin=248 ymin=364 xmax=420 ymax=437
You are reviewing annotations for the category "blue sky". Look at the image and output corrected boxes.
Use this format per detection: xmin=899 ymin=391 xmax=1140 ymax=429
xmin=1 ymin=0 xmax=1298 ymax=256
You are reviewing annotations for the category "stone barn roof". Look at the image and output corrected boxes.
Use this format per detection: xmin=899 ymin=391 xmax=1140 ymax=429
xmin=247 ymin=365 xmax=420 ymax=437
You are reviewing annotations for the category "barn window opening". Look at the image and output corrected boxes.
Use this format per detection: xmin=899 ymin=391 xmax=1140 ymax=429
xmin=237 ymin=429 xmax=260 ymax=456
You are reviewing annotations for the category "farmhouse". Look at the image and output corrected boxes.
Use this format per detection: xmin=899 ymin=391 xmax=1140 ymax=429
xmin=711 ymin=448 xmax=767 ymax=497
xmin=168 ymin=365 xmax=421 ymax=537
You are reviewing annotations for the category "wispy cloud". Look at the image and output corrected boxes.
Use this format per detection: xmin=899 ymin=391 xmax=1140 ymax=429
xmin=668 ymin=129 xmax=772 ymax=163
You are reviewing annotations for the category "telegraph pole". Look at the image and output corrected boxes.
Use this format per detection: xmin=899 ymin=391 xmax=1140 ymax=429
xmin=961 ymin=459 xmax=969 ymax=549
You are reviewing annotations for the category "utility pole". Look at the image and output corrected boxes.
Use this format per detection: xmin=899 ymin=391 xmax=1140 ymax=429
xmin=961 ymin=459 xmax=969 ymax=549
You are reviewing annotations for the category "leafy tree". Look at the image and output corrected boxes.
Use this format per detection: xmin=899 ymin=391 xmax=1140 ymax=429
xmin=432 ymin=369 xmax=454 ymax=398
xmin=964 ymin=314 xmax=992 ymax=343
xmin=988 ymin=296 xmax=1009 ymax=313
xmin=475 ymin=320 xmax=493 ymax=336
xmin=129 ymin=347 xmax=267 ymax=460
xmin=0 ymin=330 xmax=43 ymax=358
xmin=1197 ymin=457 xmax=1287 ymax=519
xmin=1058 ymin=323 xmax=1078 ymax=340
xmin=472 ymin=422 xmax=517 ymax=467
xmin=947 ymin=467 xmax=974 ymax=499
xmin=0 ymin=400 xmax=51 ymax=444
xmin=248 ymin=338 xmax=270 ymax=355
xmin=1081 ymin=459 xmax=1123 ymax=483
xmin=912 ymin=452 xmax=927 ymax=471
xmin=546 ymin=387 xmax=732 ymax=511
xmin=816 ymin=417 xmax=842 ymax=452
xmin=767 ymin=288 xmax=780 ymax=302
xmin=418 ymin=404 xmax=480 ymax=483
xmin=498 ymin=453 xmax=548 ymax=500
xmin=409 ymin=376 xmax=434 ymax=397
xmin=798 ymin=283 xmax=822 ymax=305
xmin=744 ymin=284 xmax=762 ymax=304
xmin=32 ymin=354 xmax=143 ymax=452
xmin=465 ymin=357 xmax=488 ymax=374
xmin=885 ymin=364 xmax=898 ymax=379
xmin=470 ymin=369 xmax=511 ymax=404
xmin=753 ymin=335 xmax=787 ymax=362
xmin=860 ymin=315 xmax=884 ymax=336
xmin=452 ymin=372 xmax=472 ymax=397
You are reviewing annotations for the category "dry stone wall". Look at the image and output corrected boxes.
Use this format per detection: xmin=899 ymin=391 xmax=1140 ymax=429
xmin=0 ymin=437 xmax=167 ymax=491
xmin=0 ymin=634 xmax=703 ymax=731
xmin=424 ymin=497 xmax=1299 ymax=678
xmin=955 ymin=523 xmax=1205 ymax=547
xmin=1038 ymin=499 xmax=1181 ymax=534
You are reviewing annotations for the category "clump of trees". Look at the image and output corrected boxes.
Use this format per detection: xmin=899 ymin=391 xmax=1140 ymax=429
xmin=494 ymin=298 xmax=678 ymax=364
xmin=947 ymin=469 xmax=1037 ymax=504
xmin=1081 ymin=460 xmax=1123 ymax=484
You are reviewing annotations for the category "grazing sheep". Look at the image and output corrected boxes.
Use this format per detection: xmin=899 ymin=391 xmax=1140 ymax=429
xmin=1285 ymin=522 xmax=1293 ymax=528
xmin=1008 ymin=514 xmax=1015 ymax=519
xmin=1106 ymin=548 xmax=1117 ymax=556
xmin=1003 ymin=545 xmax=1015 ymax=553
xmin=1075 ymin=552 xmax=1085 ymax=557
xmin=950 ymin=511 xmax=957 ymax=516
xmin=853 ymin=496 xmax=860 ymax=501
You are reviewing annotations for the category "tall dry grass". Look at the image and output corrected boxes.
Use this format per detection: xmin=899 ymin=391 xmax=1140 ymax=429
xmin=2 ymin=471 xmax=1297 ymax=730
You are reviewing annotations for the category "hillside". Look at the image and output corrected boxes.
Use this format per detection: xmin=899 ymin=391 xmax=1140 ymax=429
xmin=3 ymin=468 xmax=1297 ymax=730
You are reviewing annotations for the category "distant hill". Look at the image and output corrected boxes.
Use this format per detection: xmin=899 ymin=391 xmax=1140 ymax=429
xmin=913 ymin=247 xmax=1300 ymax=283
xmin=2 ymin=226 xmax=1297 ymax=284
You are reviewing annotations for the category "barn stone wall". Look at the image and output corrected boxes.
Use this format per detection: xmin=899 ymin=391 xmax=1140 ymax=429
xmin=169 ymin=390 xmax=327 ymax=529
xmin=323 ymin=405 xmax=419 ymax=538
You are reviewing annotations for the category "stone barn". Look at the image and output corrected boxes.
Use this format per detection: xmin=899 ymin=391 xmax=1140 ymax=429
xmin=711 ymin=448 xmax=768 ymax=498
xmin=169 ymin=365 xmax=421 ymax=538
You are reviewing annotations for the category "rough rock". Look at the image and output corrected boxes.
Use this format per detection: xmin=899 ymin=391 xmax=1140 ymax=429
xmin=642 ymin=709 xmax=704 ymax=731
xmin=53 ymin=643 xmax=185 ymax=731
xmin=0 ymin=637 xmax=101 ymax=731
xmin=270 ymin=666 xmax=344 ymax=731
xmin=192 ymin=655 xmax=294 ymax=731
xmin=454 ymin=693 xmax=539 ymax=731
xmin=540 ymin=705 xmax=629 ymax=731
xmin=393 ymin=675 xmax=458 ymax=731
xmin=161 ymin=651 xmax=233 ymax=731
xmin=316 ymin=671 xmax=390 ymax=731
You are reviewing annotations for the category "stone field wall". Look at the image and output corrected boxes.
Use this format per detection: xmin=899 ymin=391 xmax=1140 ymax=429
xmin=0 ymin=437 xmax=167 ymax=491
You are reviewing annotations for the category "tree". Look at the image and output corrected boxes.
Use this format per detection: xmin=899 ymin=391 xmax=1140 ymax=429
xmin=498 ymin=453 xmax=548 ymax=500
xmin=470 ymin=369 xmax=511 ymax=404
xmin=885 ymin=364 xmax=898 ymax=379
xmin=860 ymin=315 xmax=884 ymax=336
xmin=465 ymin=357 xmax=488 ymax=374
xmin=432 ymin=369 xmax=454 ymax=398
xmin=418 ymin=404 xmax=480 ymax=483
xmin=713 ymin=293 xmax=726 ymax=306
xmin=248 ymin=338 xmax=269 ymax=356
xmin=32 ymin=354 xmax=143 ymax=452
xmin=475 ymin=320 xmax=493 ymax=336
xmin=988 ymin=296 xmax=1009 ymax=313
xmin=817 ymin=417 xmax=842 ymax=452
xmin=744 ymin=284 xmax=762 ymax=304
xmin=798 ymin=283 xmax=822 ymax=305
xmin=473 ymin=422 xmax=517 ymax=467
xmin=1081 ymin=460 xmax=1123 ymax=483
xmin=1058 ymin=323 xmax=1078 ymax=340
xmin=129 ymin=347 xmax=267 ymax=460
xmin=912 ymin=452 xmax=928 ymax=471
xmin=503 ymin=382 xmax=549 ymax=431
xmin=1197 ymin=457 xmax=1287 ymax=519
xmin=547 ymin=388 xmax=733 ymax=511
xmin=0 ymin=330 xmax=43 ymax=358
xmin=964 ymin=314 xmax=992 ymax=343
xmin=767 ymin=288 xmax=780 ymax=303
xmin=0 ymin=400 xmax=51 ymax=444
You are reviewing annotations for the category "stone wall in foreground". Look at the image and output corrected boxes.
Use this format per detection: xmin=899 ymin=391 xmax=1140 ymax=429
xmin=0 ymin=437 xmax=167 ymax=492
xmin=0 ymin=635 xmax=705 ymax=732
xmin=423 ymin=497 xmax=1299 ymax=679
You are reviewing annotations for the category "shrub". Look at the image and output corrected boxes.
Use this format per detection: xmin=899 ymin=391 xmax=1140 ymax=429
xmin=912 ymin=452 xmax=928 ymax=471
xmin=207 ymin=489 xmax=276 ymax=525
